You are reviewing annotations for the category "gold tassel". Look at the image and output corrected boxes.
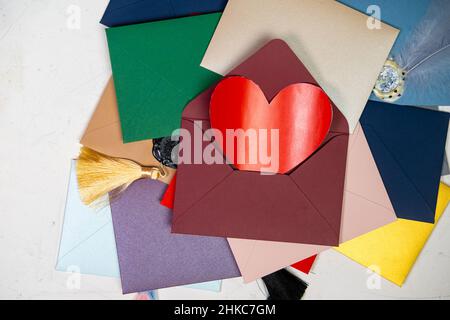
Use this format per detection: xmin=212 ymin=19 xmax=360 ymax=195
xmin=76 ymin=147 xmax=166 ymax=205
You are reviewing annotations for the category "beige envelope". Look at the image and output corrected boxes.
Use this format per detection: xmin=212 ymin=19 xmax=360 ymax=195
xmin=201 ymin=0 xmax=399 ymax=133
xmin=228 ymin=124 xmax=397 ymax=282
xmin=80 ymin=78 xmax=175 ymax=184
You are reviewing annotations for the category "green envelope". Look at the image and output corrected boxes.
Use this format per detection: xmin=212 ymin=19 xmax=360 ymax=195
xmin=106 ymin=13 xmax=222 ymax=142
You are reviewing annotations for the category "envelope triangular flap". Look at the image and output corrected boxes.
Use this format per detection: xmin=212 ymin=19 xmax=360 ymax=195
xmin=360 ymin=101 xmax=449 ymax=223
xmin=362 ymin=126 xmax=436 ymax=223
xmin=56 ymin=224 xmax=119 ymax=277
xmin=339 ymin=124 xmax=396 ymax=242
xmin=174 ymin=119 xmax=233 ymax=215
xmin=56 ymin=161 xmax=120 ymax=278
xmin=101 ymin=0 xmax=174 ymax=26
xmin=345 ymin=125 xmax=393 ymax=209
xmin=289 ymin=134 xmax=348 ymax=236
xmin=100 ymin=0 xmax=228 ymax=27
xmin=182 ymin=88 xmax=215 ymax=120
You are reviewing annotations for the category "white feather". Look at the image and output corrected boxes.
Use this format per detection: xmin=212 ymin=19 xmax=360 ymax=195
xmin=397 ymin=0 xmax=450 ymax=72
xmin=393 ymin=0 xmax=450 ymax=105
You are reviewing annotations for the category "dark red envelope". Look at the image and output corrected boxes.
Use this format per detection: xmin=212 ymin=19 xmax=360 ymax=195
xmin=172 ymin=39 xmax=349 ymax=245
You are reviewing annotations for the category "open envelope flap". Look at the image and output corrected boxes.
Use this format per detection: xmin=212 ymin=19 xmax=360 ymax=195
xmin=182 ymin=88 xmax=215 ymax=121
xmin=360 ymin=101 xmax=449 ymax=223
xmin=183 ymin=40 xmax=349 ymax=135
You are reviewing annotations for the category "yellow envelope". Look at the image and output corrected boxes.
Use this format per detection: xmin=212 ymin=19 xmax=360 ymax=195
xmin=335 ymin=183 xmax=450 ymax=286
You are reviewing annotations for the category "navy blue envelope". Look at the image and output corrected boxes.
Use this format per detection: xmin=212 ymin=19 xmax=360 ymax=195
xmin=100 ymin=0 xmax=228 ymax=27
xmin=360 ymin=101 xmax=449 ymax=223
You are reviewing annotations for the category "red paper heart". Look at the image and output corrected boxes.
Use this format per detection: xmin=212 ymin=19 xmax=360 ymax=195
xmin=209 ymin=76 xmax=332 ymax=174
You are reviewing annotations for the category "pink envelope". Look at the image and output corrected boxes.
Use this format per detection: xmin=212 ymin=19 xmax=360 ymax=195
xmin=228 ymin=123 xmax=397 ymax=282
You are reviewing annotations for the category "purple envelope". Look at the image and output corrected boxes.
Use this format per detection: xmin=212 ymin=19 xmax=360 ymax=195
xmin=110 ymin=179 xmax=240 ymax=293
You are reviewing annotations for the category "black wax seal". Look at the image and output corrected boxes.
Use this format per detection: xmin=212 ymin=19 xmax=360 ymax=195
xmin=152 ymin=136 xmax=179 ymax=169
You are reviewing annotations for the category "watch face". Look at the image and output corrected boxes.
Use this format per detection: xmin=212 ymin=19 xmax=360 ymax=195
xmin=373 ymin=59 xmax=405 ymax=103
xmin=152 ymin=136 xmax=180 ymax=169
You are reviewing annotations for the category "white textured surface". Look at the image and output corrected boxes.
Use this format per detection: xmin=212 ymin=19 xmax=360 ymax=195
xmin=0 ymin=0 xmax=450 ymax=300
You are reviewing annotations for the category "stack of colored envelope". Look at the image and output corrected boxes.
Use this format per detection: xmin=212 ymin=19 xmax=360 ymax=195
xmin=56 ymin=0 xmax=450 ymax=297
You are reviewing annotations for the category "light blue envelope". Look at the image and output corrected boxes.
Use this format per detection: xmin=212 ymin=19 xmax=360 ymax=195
xmin=184 ymin=281 xmax=222 ymax=292
xmin=56 ymin=160 xmax=119 ymax=277
xmin=56 ymin=160 xmax=221 ymax=292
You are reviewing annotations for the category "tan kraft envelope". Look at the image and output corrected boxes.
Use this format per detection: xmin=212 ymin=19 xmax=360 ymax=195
xmin=80 ymin=78 xmax=175 ymax=184
xmin=201 ymin=0 xmax=399 ymax=133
